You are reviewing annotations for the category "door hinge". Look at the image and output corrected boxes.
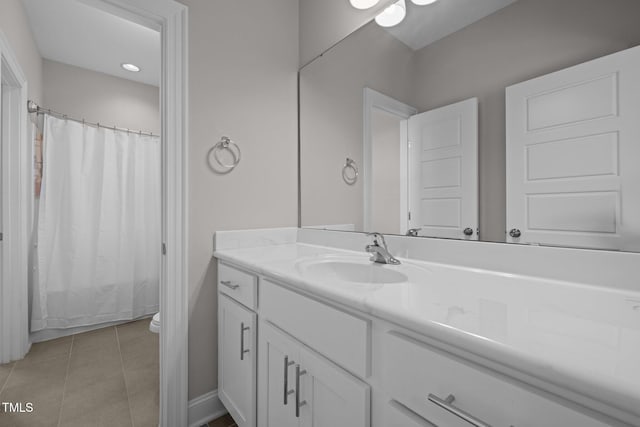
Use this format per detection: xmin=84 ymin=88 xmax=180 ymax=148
xmin=408 ymin=212 xmax=412 ymax=221
xmin=0 ymin=232 xmax=3 ymax=242
xmin=162 ymin=243 xmax=166 ymax=255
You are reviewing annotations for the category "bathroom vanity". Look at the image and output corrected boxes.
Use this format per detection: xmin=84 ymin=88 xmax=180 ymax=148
xmin=214 ymin=228 xmax=640 ymax=427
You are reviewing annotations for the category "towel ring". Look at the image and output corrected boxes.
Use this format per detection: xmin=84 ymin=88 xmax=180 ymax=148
xmin=342 ymin=158 xmax=358 ymax=185
xmin=209 ymin=136 xmax=241 ymax=171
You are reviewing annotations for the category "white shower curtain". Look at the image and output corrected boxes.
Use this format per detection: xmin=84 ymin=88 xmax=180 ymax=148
xmin=31 ymin=115 xmax=160 ymax=331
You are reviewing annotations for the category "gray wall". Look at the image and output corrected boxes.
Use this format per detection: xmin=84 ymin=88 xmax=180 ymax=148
xmin=179 ymin=0 xmax=299 ymax=399
xmin=410 ymin=0 xmax=640 ymax=242
xmin=0 ymin=0 xmax=43 ymax=104
xmin=43 ymin=59 xmax=160 ymax=134
xmin=300 ymin=22 xmax=413 ymax=230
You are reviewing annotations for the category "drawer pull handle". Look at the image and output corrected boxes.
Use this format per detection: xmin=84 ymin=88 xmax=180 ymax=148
xmin=283 ymin=356 xmax=295 ymax=405
xmin=220 ymin=280 xmax=239 ymax=290
xmin=428 ymin=394 xmax=492 ymax=427
xmin=295 ymin=364 xmax=307 ymax=418
xmin=240 ymin=323 xmax=250 ymax=360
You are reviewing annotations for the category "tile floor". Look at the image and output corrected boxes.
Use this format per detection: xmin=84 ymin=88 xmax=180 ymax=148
xmin=207 ymin=413 xmax=237 ymax=427
xmin=0 ymin=318 xmax=158 ymax=427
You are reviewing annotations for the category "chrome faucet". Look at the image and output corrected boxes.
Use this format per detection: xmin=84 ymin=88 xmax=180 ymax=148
xmin=365 ymin=232 xmax=401 ymax=265
xmin=406 ymin=228 xmax=421 ymax=237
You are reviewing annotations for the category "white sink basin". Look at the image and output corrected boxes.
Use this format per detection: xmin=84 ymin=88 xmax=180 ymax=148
xmin=297 ymin=258 xmax=409 ymax=284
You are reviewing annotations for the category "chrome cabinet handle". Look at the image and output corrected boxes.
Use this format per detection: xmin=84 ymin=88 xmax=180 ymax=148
xmin=509 ymin=228 xmax=521 ymax=238
xmin=283 ymin=356 xmax=295 ymax=405
xmin=428 ymin=394 xmax=492 ymax=427
xmin=295 ymin=364 xmax=307 ymax=418
xmin=239 ymin=323 xmax=250 ymax=360
xmin=463 ymin=227 xmax=473 ymax=236
xmin=220 ymin=280 xmax=239 ymax=290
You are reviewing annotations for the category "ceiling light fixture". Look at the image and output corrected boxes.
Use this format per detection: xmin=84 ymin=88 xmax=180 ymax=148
xmin=121 ymin=63 xmax=140 ymax=72
xmin=349 ymin=0 xmax=380 ymax=9
xmin=411 ymin=0 xmax=438 ymax=5
xmin=375 ymin=0 xmax=406 ymax=27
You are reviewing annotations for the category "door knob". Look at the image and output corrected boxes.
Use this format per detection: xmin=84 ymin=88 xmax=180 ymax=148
xmin=509 ymin=228 xmax=521 ymax=238
xmin=463 ymin=228 xmax=473 ymax=236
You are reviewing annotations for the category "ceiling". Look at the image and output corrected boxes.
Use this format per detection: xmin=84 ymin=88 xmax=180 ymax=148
xmin=384 ymin=0 xmax=518 ymax=51
xmin=22 ymin=0 xmax=160 ymax=86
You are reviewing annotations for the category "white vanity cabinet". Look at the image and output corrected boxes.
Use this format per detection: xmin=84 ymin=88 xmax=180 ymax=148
xmin=218 ymin=264 xmax=258 ymax=427
xmin=258 ymin=321 xmax=370 ymax=427
xmin=374 ymin=329 xmax=610 ymax=427
xmin=217 ymin=258 xmax=622 ymax=427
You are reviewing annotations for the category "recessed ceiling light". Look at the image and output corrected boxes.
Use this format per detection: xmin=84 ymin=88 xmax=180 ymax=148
xmin=411 ymin=0 xmax=438 ymax=4
xmin=121 ymin=63 xmax=141 ymax=72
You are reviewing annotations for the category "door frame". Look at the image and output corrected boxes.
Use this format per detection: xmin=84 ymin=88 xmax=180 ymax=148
xmin=94 ymin=1 xmax=190 ymax=425
xmin=362 ymin=88 xmax=417 ymax=232
xmin=0 ymin=29 xmax=31 ymax=365
xmin=4 ymin=0 xmax=189 ymax=424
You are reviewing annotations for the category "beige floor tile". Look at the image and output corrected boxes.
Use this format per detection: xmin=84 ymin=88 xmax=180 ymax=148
xmin=59 ymin=374 xmax=132 ymax=427
xmin=57 ymin=397 xmax=132 ymax=427
xmin=0 ymin=362 xmax=15 ymax=393
xmin=71 ymin=326 xmax=118 ymax=352
xmin=66 ymin=331 xmax=122 ymax=391
xmin=20 ymin=336 xmax=72 ymax=366
xmin=115 ymin=319 xmax=152 ymax=344
xmin=0 ymin=381 xmax=64 ymax=427
xmin=128 ymin=390 xmax=159 ymax=427
xmin=119 ymin=334 xmax=158 ymax=373
xmin=0 ymin=322 xmax=159 ymax=427
xmin=4 ymin=355 xmax=68 ymax=391
xmin=123 ymin=364 xmax=158 ymax=399
xmin=208 ymin=413 xmax=235 ymax=427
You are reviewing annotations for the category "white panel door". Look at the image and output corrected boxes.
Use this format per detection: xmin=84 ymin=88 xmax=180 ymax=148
xmin=506 ymin=45 xmax=640 ymax=250
xmin=219 ymin=294 xmax=257 ymax=427
xmin=258 ymin=321 xmax=300 ymax=427
xmin=408 ymin=98 xmax=478 ymax=239
xmin=298 ymin=347 xmax=370 ymax=427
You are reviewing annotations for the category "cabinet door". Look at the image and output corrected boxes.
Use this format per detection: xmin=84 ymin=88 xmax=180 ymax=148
xmin=298 ymin=346 xmax=370 ymax=427
xmin=219 ymin=294 xmax=257 ymax=427
xmin=258 ymin=321 xmax=300 ymax=427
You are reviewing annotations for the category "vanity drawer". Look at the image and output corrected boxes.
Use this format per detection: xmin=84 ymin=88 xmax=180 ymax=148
xmin=218 ymin=262 xmax=258 ymax=310
xmin=260 ymin=279 xmax=369 ymax=378
xmin=378 ymin=331 xmax=608 ymax=427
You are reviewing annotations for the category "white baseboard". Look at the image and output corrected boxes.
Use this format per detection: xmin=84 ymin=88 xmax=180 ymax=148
xmin=188 ymin=389 xmax=227 ymax=427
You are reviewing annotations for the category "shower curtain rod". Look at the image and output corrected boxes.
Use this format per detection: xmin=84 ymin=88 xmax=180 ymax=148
xmin=27 ymin=100 xmax=159 ymax=137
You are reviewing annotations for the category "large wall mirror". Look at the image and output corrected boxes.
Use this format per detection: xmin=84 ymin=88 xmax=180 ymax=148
xmin=299 ymin=0 xmax=640 ymax=251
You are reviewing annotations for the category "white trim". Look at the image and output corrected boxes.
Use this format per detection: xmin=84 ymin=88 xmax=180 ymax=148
xmin=399 ymin=119 xmax=409 ymax=233
xmin=188 ymin=390 xmax=227 ymax=427
xmin=78 ymin=1 xmax=189 ymax=425
xmin=362 ymin=88 xmax=417 ymax=232
xmin=0 ymin=29 xmax=31 ymax=364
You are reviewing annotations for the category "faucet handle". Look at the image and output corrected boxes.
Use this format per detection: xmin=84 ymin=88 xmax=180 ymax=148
xmin=366 ymin=232 xmax=387 ymax=248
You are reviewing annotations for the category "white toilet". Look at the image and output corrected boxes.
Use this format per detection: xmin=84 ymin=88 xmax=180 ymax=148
xmin=149 ymin=312 xmax=160 ymax=333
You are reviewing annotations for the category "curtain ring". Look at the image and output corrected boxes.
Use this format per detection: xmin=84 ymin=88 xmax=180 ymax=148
xmin=342 ymin=158 xmax=358 ymax=185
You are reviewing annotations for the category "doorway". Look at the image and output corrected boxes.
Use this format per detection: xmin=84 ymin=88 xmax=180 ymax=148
xmin=0 ymin=1 xmax=188 ymax=425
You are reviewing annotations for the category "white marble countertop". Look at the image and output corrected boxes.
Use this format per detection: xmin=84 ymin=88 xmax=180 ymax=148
xmin=214 ymin=242 xmax=640 ymax=421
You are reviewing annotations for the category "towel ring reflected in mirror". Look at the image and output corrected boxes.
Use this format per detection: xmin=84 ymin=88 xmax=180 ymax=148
xmin=342 ymin=158 xmax=358 ymax=185
xmin=208 ymin=136 xmax=241 ymax=173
